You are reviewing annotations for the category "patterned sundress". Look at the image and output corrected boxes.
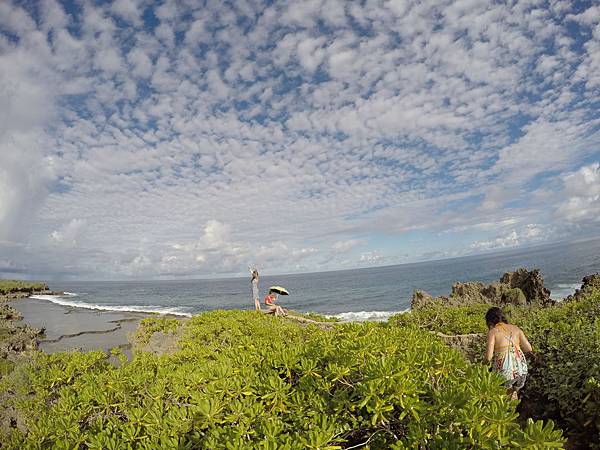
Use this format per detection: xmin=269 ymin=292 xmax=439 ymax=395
xmin=492 ymin=324 xmax=528 ymax=390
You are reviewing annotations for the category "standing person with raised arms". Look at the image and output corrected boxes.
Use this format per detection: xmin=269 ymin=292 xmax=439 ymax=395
xmin=484 ymin=307 xmax=532 ymax=400
xmin=250 ymin=268 xmax=261 ymax=311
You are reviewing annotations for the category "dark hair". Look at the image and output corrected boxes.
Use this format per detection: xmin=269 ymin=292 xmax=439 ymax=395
xmin=485 ymin=307 xmax=508 ymax=327
xmin=251 ymin=270 xmax=259 ymax=281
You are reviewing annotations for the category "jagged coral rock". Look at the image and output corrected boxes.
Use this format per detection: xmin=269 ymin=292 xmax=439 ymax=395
xmin=411 ymin=268 xmax=551 ymax=310
xmin=500 ymin=268 xmax=552 ymax=306
xmin=411 ymin=290 xmax=441 ymax=309
xmin=449 ymin=282 xmax=488 ymax=304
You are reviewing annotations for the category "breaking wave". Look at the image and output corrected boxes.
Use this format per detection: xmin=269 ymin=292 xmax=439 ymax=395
xmin=550 ymin=283 xmax=581 ymax=300
xmin=29 ymin=294 xmax=193 ymax=317
xmin=328 ymin=310 xmax=408 ymax=322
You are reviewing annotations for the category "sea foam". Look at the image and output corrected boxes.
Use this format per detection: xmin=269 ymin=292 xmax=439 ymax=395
xmin=29 ymin=294 xmax=193 ymax=317
xmin=328 ymin=310 xmax=407 ymax=322
xmin=550 ymin=283 xmax=581 ymax=300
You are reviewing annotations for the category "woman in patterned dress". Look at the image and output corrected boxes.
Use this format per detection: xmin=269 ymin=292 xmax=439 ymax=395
xmin=484 ymin=307 xmax=532 ymax=399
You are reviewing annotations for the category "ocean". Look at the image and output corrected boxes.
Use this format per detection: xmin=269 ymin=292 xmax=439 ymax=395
xmin=35 ymin=237 xmax=600 ymax=321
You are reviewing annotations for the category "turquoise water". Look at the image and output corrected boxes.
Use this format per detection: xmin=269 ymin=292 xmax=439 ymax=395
xmin=39 ymin=237 xmax=600 ymax=321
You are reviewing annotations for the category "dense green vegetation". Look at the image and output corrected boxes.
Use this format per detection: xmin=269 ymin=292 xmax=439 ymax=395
xmin=391 ymin=291 xmax=600 ymax=447
xmin=392 ymin=302 xmax=491 ymax=335
xmin=0 ymin=280 xmax=47 ymax=296
xmin=0 ymin=311 xmax=564 ymax=449
xmin=134 ymin=317 xmax=181 ymax=345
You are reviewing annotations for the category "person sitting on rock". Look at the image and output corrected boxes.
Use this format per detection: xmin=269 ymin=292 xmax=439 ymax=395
xmin=484 ymin=307 xmax=532 ymax=400
xmin=264 ymin=291 xmax=286 ymax=317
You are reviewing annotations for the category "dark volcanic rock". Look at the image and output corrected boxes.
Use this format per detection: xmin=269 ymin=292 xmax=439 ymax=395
xmin=411 ymin=268 xmax=553 ymax=310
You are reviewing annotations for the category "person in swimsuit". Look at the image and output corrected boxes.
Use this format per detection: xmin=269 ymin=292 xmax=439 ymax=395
xmin=484 ymin=307 xmax=532 ymax=399
xmin=251 ymin=270 xmax=261 ymax=311
xmin=264 ymin=291 xmax=286 ymax=317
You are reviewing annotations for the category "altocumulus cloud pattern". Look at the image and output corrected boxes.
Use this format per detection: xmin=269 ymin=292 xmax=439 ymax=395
xmin=0 ymin=0 xmax=599 ymax=279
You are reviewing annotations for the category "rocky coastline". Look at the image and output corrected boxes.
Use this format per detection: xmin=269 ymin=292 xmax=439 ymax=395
xmin=2 ymin=270 xmax=598 ymax=363
xmin=411 ymin=267 xmax=556 ymax=309
xmin=0 ymin=284 xmax=64 ymax=365
xmin=409 ymin=268 xmax=600 ymax=362
xmin=0 ymin=271 xmax=599 ymax=447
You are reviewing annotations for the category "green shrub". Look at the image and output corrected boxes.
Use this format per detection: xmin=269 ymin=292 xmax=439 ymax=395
xmin=391 ymin=291 xmax=600 ymax=447
xmin=134 ymin=317 xmax=181 ymax=345
xmin=390 ymin=303 xmax=490 ymax=335
xmin=0 ymin=358 xmax=14 ymax=376
xmin=0 ymin=310 xmax=563 ymax=449
xmin=0 ymin=280 xmax=47 ymax=295
xmin=518 ymin=292 xmax=600 ymax=447
xmin=291 ymin=311 xmax=340 ymax=322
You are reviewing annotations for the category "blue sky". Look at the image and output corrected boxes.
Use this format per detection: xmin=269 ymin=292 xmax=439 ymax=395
xmin=0 ymin=0 xmax=599 ymax=280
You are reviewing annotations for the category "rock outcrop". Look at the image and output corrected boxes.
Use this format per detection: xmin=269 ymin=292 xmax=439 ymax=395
xmin=411 ymin=290 xmax=440 ymax=309
xmin=411 ymin=268 xmax=553 ymax=310
xmin=499 ymin=268 xmax=552 ymax=306
xmin=0 ymin=288 xmax=62 ymax=303
xmin=0 ymin=304 xmax=42 ymax=359
xmin=435 ymin=331 xmax=486 ymax=362
xmin=565 ymin=273 xmax=600 ymax=302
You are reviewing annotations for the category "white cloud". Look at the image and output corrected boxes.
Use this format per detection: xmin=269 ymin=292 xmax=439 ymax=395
xmin=0 ymin=10 xmax=58 ymax=241
xmin=297 ymin=36 xmax=327 ymax=73
xmin=332 ymin=239 xmax=361 ymax=253
xmin=469 ymin=224 xmax=551 ymax=252
xmin=469 ymin=231 xmax=519 ymax=251
xmin=95 ymin=48 xmax=124 ymax=74
xmin=127 ymin=47 xmax=153 ymax=78
xmin=0 ymin=0 xmax=598 ymax=279
xmin=40 ymin=0 xmax=69 ymax=31
xmin=556 ymin=163 xmax=600 ymax=223
xmin=563 ymin=162 xmax=600 ymax=197
xmin=111 ymin=0 xmax=142 ymax=24
xmin=359 ymin=251 xmax=383 ymax=264
xmin=201 ymin=220 xmax=231 ymax=250
xmin=50 ymin=219 xmax=86 ymax=247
